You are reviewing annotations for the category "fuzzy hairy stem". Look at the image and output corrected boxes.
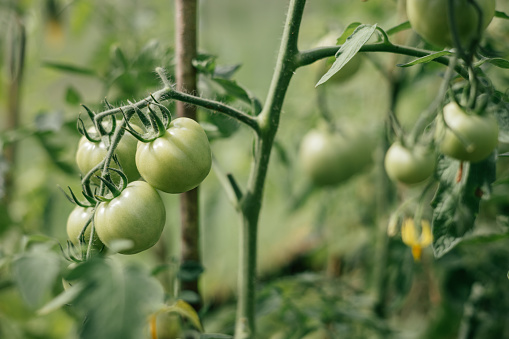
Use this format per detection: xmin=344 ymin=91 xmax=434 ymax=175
xmin=297 ymin=43 xmax=469 ymax=79
xmin=234 ymin=0 xmax=305 ymax=337
xmin=95 ymin=87 xmax=260 ymax=134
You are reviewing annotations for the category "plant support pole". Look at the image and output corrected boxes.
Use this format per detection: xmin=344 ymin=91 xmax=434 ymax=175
xmin=3 ymin=13 xmax=26 ymax=204
xmin=175 ymin=0 xmax=202 ymax=311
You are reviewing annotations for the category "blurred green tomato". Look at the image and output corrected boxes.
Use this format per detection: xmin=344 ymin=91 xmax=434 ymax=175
xmin=384 ymin=142 xmax=436 ymax=184
xmin=299 ymin=127 xmax=375 ymax=186
xmin=436 ymin=101 xmax=498 ymax=162
xmin=407 ymin=0 xmax=496 ymax=47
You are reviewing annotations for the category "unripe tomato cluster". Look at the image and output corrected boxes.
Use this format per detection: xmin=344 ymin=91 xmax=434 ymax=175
xmin=69 ymin=116 xmax=212 ymax=255
xmin=383 ymin=101 xmax=499 ymax=185
xmin=297 ymin=104 xmax=499 ymax=187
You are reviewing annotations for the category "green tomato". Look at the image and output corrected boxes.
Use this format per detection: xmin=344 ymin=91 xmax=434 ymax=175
xmin=384 ymin=142 xmax=436 ymax=184
xmin=320 ymin=53 xmax=363 ymax=84
xmin=436 ymin=101 xmax=498 ymax=162
xmin=94 ymin=181 xmax=166 ymax=255
xmin=136 ymin=117 xmax=212 ymax=194
xmin=313 ymin=31 xmax=363 ymax=84
xmin=406 ymin=0 xmax=496 ymax=48
xmin=66 ymin=206 xmax=103 ymax=248
xmin=299 ymin=128 xmax=374 ymax=186
xmin=76 ymin=123 xmax=141 ymax=182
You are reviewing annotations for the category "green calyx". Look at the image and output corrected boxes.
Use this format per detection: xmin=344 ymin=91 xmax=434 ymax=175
xmin=78 ymin=105 xmax=117 ymax=143
xmin=59 ymin=185 xmax=96 ymax=208
xmin=94 ymin=167 xmax=128 ymax=202
xmin=120 ymin=97 xmax=172 ymax=143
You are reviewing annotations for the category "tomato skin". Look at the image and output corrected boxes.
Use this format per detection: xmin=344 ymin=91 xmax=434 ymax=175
xmin=406 ymin=0 xmax=496 ymax=48
xmin=94 ymin=181 xmax=166 ymax=255
xmin=320 ymin=53 xmax=363 ymax=84
xmin=299 ymin=128 xmax=374 ymax=186
xmin=437 ymin=102 xmax=498 ymax=162
xmin=313 ymin=31 xmax=363 ymax=84
xmin=66 ymin=206 xmax=103 ymax=248
xmin=76 ymin=123 xmax=141 ymax=182
xmin=136 ymin=117 xmax=212 ymax=194
xmin=384 ymin=142 xmax=436 ymax=184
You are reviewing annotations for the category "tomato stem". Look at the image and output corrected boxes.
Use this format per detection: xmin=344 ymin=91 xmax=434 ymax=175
xmin=234 ymin=0 xmax=304 ymax=337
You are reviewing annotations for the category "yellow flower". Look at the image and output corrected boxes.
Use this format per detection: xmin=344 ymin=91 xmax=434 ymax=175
xmin=401 ymin=218 xmax=432 ymax=261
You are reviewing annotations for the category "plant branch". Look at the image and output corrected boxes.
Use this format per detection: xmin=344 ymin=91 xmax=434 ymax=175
xmin=296 ymin=43 xmax=469 ymax=79
xmin=93 ymin=86 xmax=260 ymax=134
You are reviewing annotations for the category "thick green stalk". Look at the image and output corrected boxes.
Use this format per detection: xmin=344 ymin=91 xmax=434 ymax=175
xmin=234 ymin=0 xmax=306 ymax=338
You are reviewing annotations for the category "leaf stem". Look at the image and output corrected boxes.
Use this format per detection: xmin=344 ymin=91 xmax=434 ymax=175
xmin=94 ymin=87 xmax=260 ymax=134
xmin=297 ymin=43 xmax=469 ymax=79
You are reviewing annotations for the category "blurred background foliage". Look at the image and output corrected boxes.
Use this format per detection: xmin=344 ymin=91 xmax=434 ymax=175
xmin=0 ymin=0 xmax=509 ymax=338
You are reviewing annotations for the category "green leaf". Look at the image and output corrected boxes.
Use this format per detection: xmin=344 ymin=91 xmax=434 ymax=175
xmin=111 ymin=45 xmax=129 ymax=70
xmin=43 ymin=61 xmax=97 ymax=76
xmin=495 ymin=10 xmax=509 ymax=20
xmin=336 ymin=23 xmax=362 ymax=45
xmin=11 ymin=245 xmax=61 ymax=308
xmin=397 ymin=51 xmax=453 ymax=68
xmin=211 ymin=78 xmax=252 ymax=106
xmin=193 ymin=54 xmax=217 ymax=75
xmin=386 ymin=21 xmax=411 ymax=36
xmin=159 ymin=300 xmax=203 ymax=332
xmin=431 ymin=156 xmax=496 ymax=258
xmin=209 ymin=74 xmax=262 ymax=115
xmin=37 ymin=282 xmax=86 ymax=315
xmin=178 ymin=261 xmax=204 ymax=282
xmin=34 ymin=132 xmax=76 ymax=174
xmin=214 ymin=64 xmax=241 ymax=79
xmin=65 ymin=86 xmax=82 ymax=105
xmin=34 ymin=111 xmax=64 ymax=132
xmin=484 ymin=58 xmax=509 ymax=69
xmin=65 ymin=258 xmax=164 ymax=339
xmin=492 ymin=95 xmax=509 ymax=143
xmin=316 ymin=24 xmax=377 ymax=87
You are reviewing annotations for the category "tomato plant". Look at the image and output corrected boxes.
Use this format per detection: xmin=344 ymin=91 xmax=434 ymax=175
xmin=94 ymin=180 xmax=166 ymax=255
xmin=66 ymin=205 xmax=102 ymax=248
xmin=136 ymin=117 xmax=212 ymax=194
xmin=436 ymin=101 xmax=499 ymax=162
xmin=406 ymin=0 xmax=496 ymax=47
xmin=299 ymin=127 xmax=374 ymax=186
xmin=4 ymin=1 xmax=509 ymax=338
xmin=76 ymin=124 xmax=141 ymax=182
xmin=384 ymin=142 xmax=436 ymax=185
